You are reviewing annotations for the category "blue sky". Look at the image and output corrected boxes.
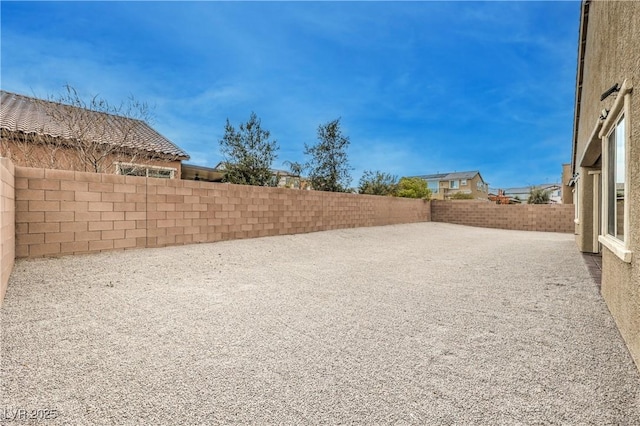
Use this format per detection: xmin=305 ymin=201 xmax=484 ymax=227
xmin=1 ymin=1 xmax=580 ymax=189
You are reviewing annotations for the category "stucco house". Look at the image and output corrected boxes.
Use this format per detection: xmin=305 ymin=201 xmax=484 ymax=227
xmin=502 ymin=184 xmax=562 ymax=204
xmin=0 ymin=90 xmax=189 ymax=177
xmin=211 ymin=161 xmax=310 ymax=189
xmin=488 ymin=189 xmax=521 ymax=205
xmin=414 ymin=170 xmax=489 ymax=200
xmin=570 ymin=0 xmax=639 ymax=369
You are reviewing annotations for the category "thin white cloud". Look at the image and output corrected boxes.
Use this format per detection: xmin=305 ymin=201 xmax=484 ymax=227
xmin=1 ymin=1 xmax=579 ymax=188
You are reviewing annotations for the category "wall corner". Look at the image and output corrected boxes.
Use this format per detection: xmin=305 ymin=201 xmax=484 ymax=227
xmin=0 ymin=157 xmax=16 ymax=307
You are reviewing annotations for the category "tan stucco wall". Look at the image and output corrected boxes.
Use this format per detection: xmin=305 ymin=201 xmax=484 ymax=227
xmin=575 ymin=168 xmax=597 ymax=253
xmin=561 ymin=163 xmax=573 ymax=205
xmin=0 ymin=157 xmax=15 ymax=306
xmin=465 ymin=175 xmax=489 ymax=200
xmin=574 ymin=0 xmax=640 ymax=369
xmin=601 ymin=249 xmax=640 ymax=369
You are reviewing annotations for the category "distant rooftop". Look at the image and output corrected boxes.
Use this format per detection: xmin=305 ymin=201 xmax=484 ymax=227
xmin=488 ymin=184 xmax=561 ymax=197
xmin=501 ymin=184 xmax=561 ymax=194
xmin=413 ymin=170 xmax=483 ymax=181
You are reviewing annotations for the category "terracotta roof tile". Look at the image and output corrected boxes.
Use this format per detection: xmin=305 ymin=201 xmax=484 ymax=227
xmin=0 ymin=90 xmax=189 ymax=159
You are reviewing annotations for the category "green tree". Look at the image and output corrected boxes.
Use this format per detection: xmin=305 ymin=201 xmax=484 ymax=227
xmin=358 ymin=170 xmax=398 ymax=196
xmin=396 ymin=177 xmax=431 ymax=199
xmin=219 ymin=112 xmax=278 ymax=186
xmin=304 ymin=118 xmax=352 ymax=192
xmin=527 ymin=187 xmax=550 ymax=204
xmin=451 ymin=192 xmax=474 ymax=200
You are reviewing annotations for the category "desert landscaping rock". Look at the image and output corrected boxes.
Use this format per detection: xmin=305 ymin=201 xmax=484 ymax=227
xmin=2 ymin=222 xmax=639 ymax=424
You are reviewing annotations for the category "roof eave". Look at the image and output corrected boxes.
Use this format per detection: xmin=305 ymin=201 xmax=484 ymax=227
xmin=572 ymin=0 xmax=590 ymax=176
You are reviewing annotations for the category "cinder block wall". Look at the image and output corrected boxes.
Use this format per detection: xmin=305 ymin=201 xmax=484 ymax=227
xmin=431 ymin=200 xmax=574 ymax=233
xmin=1 ymin=158 xmax=16 ymax=305
xmin=15 ymin=166 xmax=431 ymax=258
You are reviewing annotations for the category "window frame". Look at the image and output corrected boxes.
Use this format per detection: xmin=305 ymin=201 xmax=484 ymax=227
xmin=116 ymin=162 xmax=177 ymax=179
xmin=449 ymin=180 xmax=459 ymax=189
xmin=597 ymin=82 xmax=632 ymax=263
xmin=605 ymin=114 xmax=625 ymax=240
xmin=427 ymin=180 xmax=439 ymax=194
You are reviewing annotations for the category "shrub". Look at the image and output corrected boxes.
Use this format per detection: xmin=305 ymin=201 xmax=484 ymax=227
xmin=528 ymin=187 xmax=551 ymax=204
xmin=396 ymin=177 xmax=431 ymax=199
xmin=358 ymin=170 xmax=398 ymax=196
xmin=451 ymin=192 xmax=474 ymax=200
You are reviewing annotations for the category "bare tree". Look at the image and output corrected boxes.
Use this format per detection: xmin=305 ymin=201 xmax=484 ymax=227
xmin=42 ymin=85 xmax=162 ymax=173
xmin=2 ymin=85 xmax=181 ymax=173
xmin=1 ymin=126 xmax=71 ymax=169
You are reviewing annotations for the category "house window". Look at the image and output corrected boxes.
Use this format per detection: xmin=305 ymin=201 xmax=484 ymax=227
xmin=606 ymin=114 xmax=625 ymax=241
xmin=116 ymin=163 xmax=176 ymax=179
xmin=450 ymin=180 xmax=459 ymax=189
xmin=427 ymin=181 xmax=439 ymax=193
xmin=461 ymin=179 xmax=467 ymax=186
xmin=147 ymin=168 xmax=173 ymax=179
xmin=118 ymin=165 xmax=146 ymax=177
xmin=597 ymin=80 xmax=632 ymax=263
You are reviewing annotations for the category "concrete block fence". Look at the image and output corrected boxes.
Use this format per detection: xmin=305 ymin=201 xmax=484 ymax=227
xmin=0 ymin=159 xmax=576 ymax=305
xmin=13 ymin=166 xmax=431 ymax=259
xmin=431 ymin=200 xmax=575 ymax=233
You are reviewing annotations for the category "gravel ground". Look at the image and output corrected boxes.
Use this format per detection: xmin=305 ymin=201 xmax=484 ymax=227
xmin=2 ymin=222 xmax=639 ymax=425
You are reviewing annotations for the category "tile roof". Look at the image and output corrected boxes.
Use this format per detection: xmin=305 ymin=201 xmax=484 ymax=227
xmin=0 ymin=90 xmax=189 ymax=159
xmin=413 ymin=171 xmax=482 ymax=181
xmin=415 ymin=173 xmax=448 ymax=180
xmin=445 ymin=171 xmax=480 ymax=180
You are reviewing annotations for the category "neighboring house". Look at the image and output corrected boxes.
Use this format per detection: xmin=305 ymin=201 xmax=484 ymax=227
xmin=571 ymin=1 xmax=639 ymax=369
xmin=488 ymin=189 xmax=521 ymax=205
xmin=502 ymin=184 xmax=562 ymax=204
xmin=270 ymin=168 xmax=310 ymax=189
xmin=413 ymin=170 xmax=489 ymax=200
xmin=211 ymin=162 xmax=310 ymax=189
xmin=0 ymin=90 xmax=189 ymax=177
